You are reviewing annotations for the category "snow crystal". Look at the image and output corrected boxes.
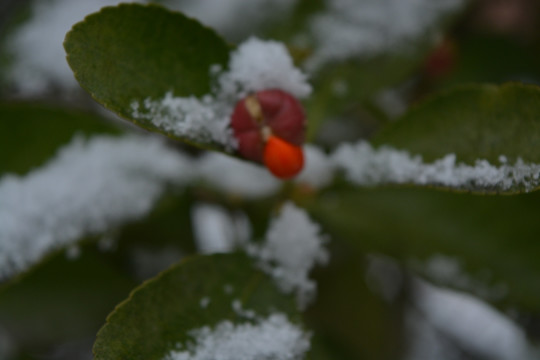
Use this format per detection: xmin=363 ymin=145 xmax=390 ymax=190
xmin=131 ymin=92 xmax=237 ymax=151
xmin=191 ymin=203 xmax=251 ymax=254
xmin=295 ymin=145 xmax=335 ymax=189
xmin=332 ymin=141 xmax=540 ymax=192
xmin=165 ymin=313 xmax=310 ymax=360
xmin=307 ymin=0 xmax=464 ymax=70
xmin=414 ymin=280 xmax=532 ymax=360
xmin=4 ymin=0 xmax=146 ymax=95
xmin=247 ymin=202 xmax=329 ymax=309
xmin=131 ymin=37 xmax=311 ymax=149
xmin=196 ymin=152 xmax=281 ymax=198
xmin=0 ymin=134 xmax=192 ymax=278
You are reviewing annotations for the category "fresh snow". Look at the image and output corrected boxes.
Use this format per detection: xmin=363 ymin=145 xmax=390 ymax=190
xmin=191 ymin=203 xmax=251 ymax=254
xmin=332 ymin=141 xmax=540 ymax=192
xmin=414 ymin=280 xmax=532 ymax=360
xmin=0 ymin=134 xmax=192 ymax=278
xmin=247 ymin=202 xmax=329 ymax=309
xmin=165 ymin=313 xmax=310 ymax=360
xmin=306 ymin=0 xmax=464 ymax=70
xmin=295 ymin=145 xmax=336 ymax=189
xmin=131 ymin=37 xmax=311 ymax=149
xmin=196 ymin=152 xmax=281 ymax=198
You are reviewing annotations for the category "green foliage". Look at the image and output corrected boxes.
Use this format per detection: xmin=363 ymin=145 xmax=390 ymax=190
xmin=64 ymin=3 xmax=230 ymax=148
xmin=0 ymin=103 xmax=118 ymax=175
xmin=93 ymin=253 xmax=300 ymax=360
xmin=374 ymin=83 xmax=540 ymax=164
xmin=0 ymin=246 xmax=136 ymax=349
xmin=311 ymin=186 xmax=540 ymax=312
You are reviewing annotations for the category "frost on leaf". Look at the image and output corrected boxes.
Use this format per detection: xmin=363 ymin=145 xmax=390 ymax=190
xmin=164 ymin=313 xmax=310 ymax=360
xmin=306 ymin=0 xmax=464 ymax=70
xmin=247 ymin=202 xmax=329 ymax=309
xmin=332 ymin=141 xmax=540 ymax=193
xmin=130 ymin=37 xmax=312 ymax=151
xmin=0 ymin=135 xmax=192 ymax=278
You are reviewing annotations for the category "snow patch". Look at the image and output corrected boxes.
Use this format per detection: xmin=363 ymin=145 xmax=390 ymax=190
xmin=165 ymin=313 xmax=310 ymax=360
xmin=0 ymin=134 xmax=192 ymax=278
xmin=247 ymin=202 xmax=329 ymax=309
xmin=414 ymin=280 xmax=531 ymax=360
xmin=196 ymin=152 xmax=281 ymax=198
xmin=332 ymin=141 xmax=540 ymax=192
xmin=191 ymin=203 xmax=251 ymax=254
xmin=295 ymin=145 xmax=335 ymax=189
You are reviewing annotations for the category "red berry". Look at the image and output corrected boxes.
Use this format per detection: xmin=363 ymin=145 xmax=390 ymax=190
xmin=264 ymin=135 xmax=304 ymax=179
xmin=231 ymin=89 xmax=306 ymax=163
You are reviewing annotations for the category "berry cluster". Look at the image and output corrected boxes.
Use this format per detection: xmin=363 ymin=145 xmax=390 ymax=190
xmin=231 ymin=89 xmax=306 ymax=179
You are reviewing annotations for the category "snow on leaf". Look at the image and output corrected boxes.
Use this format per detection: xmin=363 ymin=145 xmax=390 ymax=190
xmin=247 ymin=202 xmax=329 ymax=309
xmin=164 ymin=313 xmax=310 ymax=360
xmin=0 ymin=134 xmax=192 ymax=278
xmin=332 ymin=141 xmax=540 ymax=193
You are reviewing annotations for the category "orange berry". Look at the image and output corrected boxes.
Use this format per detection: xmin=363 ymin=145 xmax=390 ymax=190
xmin=263 ymin=135 xmax=304 ymax=179
xmin=231 ymin=89 xmax=305 ymax=162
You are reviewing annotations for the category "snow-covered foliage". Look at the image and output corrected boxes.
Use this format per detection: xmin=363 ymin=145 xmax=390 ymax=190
xmin=165 ymin=313 xmax=310 ymax=360
xmin=0 ymin=134 xmax=192 ymax=278
xmin=247 ymin=202 xmax=329 ymax=309
xmin=306 ymin=0 xmax=464 ymax=70
xmin=333 ymin=141 xmax=540 ymax=192
xmin=131 ymin=37 xmax=311 ymax=149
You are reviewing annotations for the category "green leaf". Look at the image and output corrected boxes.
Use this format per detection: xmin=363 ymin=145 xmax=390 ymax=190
xmin=64 ymin=3 xmax=230 ymax=150
xmin=374 ymin=83 xmax=540 ymax=164
xmin=93 ymin=253 xmax=301 ymax=360
xmin=0 ymin=102 xmax=118 ymax=175
xmin=310 ymin=186 xmax=540 ymax=314
xmin=0 ymin=245 xmax=136 ymax=349
xmin=305 ymin=241 xmax=404 ymax=360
